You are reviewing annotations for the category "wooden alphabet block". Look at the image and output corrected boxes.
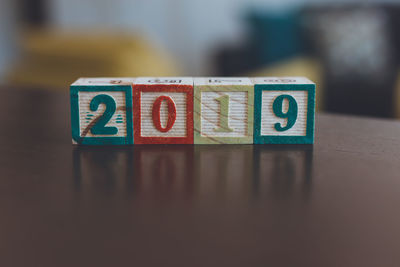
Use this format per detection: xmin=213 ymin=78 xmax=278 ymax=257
xmin=133 ymin=77 xmax=194 ymax=144
xmin=252 ymin=77 xmax=315 ymax=144
xmin=70 ymin=78 xmax=135 ymax=145
xmin=194 ymin=78 xmax=254 ymax=144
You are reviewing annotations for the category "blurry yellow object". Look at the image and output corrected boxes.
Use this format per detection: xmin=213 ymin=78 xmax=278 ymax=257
xmin=7 ymin=30 xmax=179 ymax=90
xmin=250 ymin=57 xmax=324 ymax=111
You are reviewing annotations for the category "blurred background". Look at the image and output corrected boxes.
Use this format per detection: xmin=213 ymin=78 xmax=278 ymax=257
xmin=1 ymin=0 xmax=400 ymax=118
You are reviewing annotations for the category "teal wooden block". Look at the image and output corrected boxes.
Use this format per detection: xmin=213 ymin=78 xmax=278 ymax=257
xmin=253 ymin=77 xmax=315 ymax=144
xmin=70 ymin=78 xmax=134 ymax=145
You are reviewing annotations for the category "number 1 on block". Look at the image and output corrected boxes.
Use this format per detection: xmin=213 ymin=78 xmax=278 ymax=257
xmin=194 ymin=78 xmax=254 ymax=144
xmin=214 ymin=94 xmax=233 ymax=133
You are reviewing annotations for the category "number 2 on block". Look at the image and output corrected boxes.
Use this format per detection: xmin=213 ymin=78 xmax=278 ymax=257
xmin=272 ymin=95 xmax=298 ymax=132
xmin=214 ymin=94 xmax=233 ymax=133
xmin=89 ymin=94 xmax=118 ymax=135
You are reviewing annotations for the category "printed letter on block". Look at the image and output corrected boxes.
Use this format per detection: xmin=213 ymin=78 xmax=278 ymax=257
xmin=194 ymin=78 xmax=254 ymax=144
xmin=253 ymin=77 xmax=315 ymax=144
xmin=133 ymin=77 xmax=194 ymax=144
xmin=70 ymin=78 xmax=135 ymax=145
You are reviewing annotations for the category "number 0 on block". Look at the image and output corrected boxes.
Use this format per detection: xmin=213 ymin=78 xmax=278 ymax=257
xmin=132 ymin=77 xmax=194 ymax=144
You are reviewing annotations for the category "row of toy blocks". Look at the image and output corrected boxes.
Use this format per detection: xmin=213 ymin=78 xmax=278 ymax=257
xmin=70 ymin=77 xmax=315 ymax=145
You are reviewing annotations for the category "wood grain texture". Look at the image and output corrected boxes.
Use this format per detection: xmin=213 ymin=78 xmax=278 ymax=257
xmin=72 ymin=78 xmax=136 ymax=86
xmin=260 ymin=90 xmax=308 ymax=136
xmin=194 ymin=79 xmax=254 ymax=144
xmin=133 ymin=83 xmax=194 ymax=144
xmin=78 ymin=91 xmax=128 ymax=138
xmin=140 ymin=92 xmax=187 ymax=137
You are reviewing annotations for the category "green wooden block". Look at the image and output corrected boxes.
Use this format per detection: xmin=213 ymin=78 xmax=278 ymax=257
xmin=70 ymin=78 xmax=135 ymax=145
xmin=194 ymin=78 xmax=254 ymax=144
xmin=253 ymin=77 xmax=315 ymax=144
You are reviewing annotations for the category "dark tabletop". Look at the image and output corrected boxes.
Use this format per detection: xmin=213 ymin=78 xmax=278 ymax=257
xmin=1 ymin=87 xmax=400 ymax=267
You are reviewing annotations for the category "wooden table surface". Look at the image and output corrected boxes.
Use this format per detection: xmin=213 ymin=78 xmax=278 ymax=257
xmin=1 ymin=87 xmax=400 ymax=267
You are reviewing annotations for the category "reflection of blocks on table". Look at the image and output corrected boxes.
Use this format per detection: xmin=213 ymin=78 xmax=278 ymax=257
xmin=253 ymin=77 xmax=315 ymax=144
xmin=194 ymin=78 xmax=254 ymax=144
xmin=134 ymin=146 xmax=194 ymax=197
xmin=133 ymin=77 xmax=194 ymax=144
xmin=70 ymin=78 xmax=135 ymax=145
xmin=195 ymin=145 xmax=254 ymax=197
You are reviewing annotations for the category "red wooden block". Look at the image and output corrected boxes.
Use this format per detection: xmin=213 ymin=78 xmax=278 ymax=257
xmin=133 ymin=77 xmax=194 ymax=144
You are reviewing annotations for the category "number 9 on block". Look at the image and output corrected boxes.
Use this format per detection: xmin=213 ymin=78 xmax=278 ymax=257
xmin=70 ymin=78 xmax=134 ymax=145
xmin=253 ymin=77 xmax=315 ymax=144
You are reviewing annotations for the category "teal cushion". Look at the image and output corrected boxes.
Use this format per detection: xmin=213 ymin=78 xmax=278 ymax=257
xmin=246 ymin=10 xmax=304 ymax=65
